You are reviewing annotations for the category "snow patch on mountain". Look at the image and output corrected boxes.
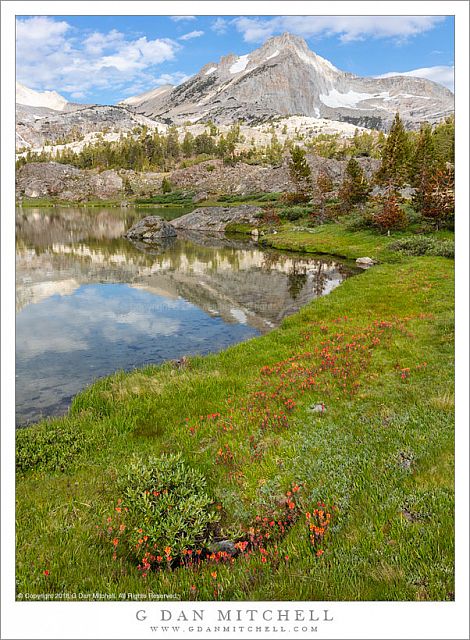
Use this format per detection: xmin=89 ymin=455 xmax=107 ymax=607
xmin=230 ymin=54 xmax=250 ymax=74
xmin=16 ymin=82 xmax=68 ymax=111
xmin=265 ymin=50 xmax=279 ymax=61
xmin=320 ymin=88 xmax=390 ymax=109
xmin=205 ymin=66 xmax=217 ymax=75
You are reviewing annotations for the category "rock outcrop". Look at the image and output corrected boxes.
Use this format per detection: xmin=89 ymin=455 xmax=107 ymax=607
xmin=16 ymin=162 xmax=123 ymax=201
xmin=171 ymin=206 xmax=263 ymax=232
xmin=169 ymin=156 xmax=379 ymax=195
xmin=124 ymin=216 xmax=177 ymax=240
xmin=122 ymin=32 xmax=453 ymax=129
xmin=16 ymin=104 xmax=163 ymax=150
xmin=16 ymin=155 xmax=380 ymax=201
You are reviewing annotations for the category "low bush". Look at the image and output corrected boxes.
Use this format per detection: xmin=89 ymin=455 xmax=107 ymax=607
xmin=278 ymin=205 xmax=312 ymax=221
xmin=281 ymin=192 xmax=311 ymax=205
xmin=107 ymin=454 xmax=220 ymax=573
xmin=16 ymin=420 xmax=91 ymax=473
xmin=217 ymin=192 xmax=281 ymax=203
xmin=389 ymin=236 xmax=454 ymax=258
xmin=134 ymin=191 xmax=193 ymax=205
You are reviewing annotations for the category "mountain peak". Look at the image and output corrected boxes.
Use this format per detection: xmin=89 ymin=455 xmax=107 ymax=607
xmin=121 ymin=33 xmax=454 ymax=129
xmin=263 ymin=32 xmax=309 ymax=50
xmin=16 ymin=81 xmax=68 ymax=111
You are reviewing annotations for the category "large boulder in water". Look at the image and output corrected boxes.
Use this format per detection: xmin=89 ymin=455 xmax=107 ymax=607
xmin=124 ymin=216 xmax=177 ymax=241
xmin=171 ymin=205 xmax=263 ymax=232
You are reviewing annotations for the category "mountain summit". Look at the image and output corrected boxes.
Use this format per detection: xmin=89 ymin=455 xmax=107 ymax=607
xmin=121 ymin=33 xmax=453 ymax=129
xmin=16 ymin=81 xmax=68 ymax=111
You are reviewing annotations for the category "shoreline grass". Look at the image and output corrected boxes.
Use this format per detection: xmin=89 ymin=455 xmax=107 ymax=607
xmin=15 ymin=225 xmax=454 ymax=602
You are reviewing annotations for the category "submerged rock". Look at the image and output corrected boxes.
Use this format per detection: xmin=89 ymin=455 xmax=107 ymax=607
xmin=171 ymin=205 xmax=263 ymax=232
xmin=124 ymin=215 xmax=177 ymax=241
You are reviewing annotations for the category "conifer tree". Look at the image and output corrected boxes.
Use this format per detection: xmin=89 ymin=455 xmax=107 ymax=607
xmin=373 ymin=185 xmax=407 ymax=234
xmin=376 ymin=112 xmax=411 ymax=186
xmin=182 ymin=131 xmax=194 ymax=158
xmin=288 ymin=145 xmax=312 ymax=202
xmin=411 ymin=124 xmax=435 ymax=186
xmin=420 ymin=165 xmax=454 ymax=230
xmin=339 ymin=158 xmax=370 ymax=209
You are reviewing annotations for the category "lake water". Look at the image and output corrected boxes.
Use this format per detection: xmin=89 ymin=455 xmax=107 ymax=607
xmin=16 ymin=206 xmax=359 ymax=426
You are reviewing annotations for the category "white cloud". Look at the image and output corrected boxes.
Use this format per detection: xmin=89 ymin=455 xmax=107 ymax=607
xmin=171 ymin=15 xmax=196 ymax=22
xmin=211 ymin=17 xmax=228 ymax=35
xmin=16 ymin=16 xmax=181 ymax=99
xmin=233 ymin=15 xmax=445 ymax=43
xmin=179 ymin=30 xmax=204 ymax=41
xmin=375 ymin=65 xmax=454 ymax=92
xmin=152 ymin=72 xmax=191 ymax=86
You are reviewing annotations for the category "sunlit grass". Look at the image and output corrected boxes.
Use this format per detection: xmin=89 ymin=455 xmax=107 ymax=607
xmin=16 ymin=222 xmax=454 ymax=602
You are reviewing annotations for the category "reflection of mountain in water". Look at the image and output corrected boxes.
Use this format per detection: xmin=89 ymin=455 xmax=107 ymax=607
xmin=16 ymin=208 xmax=357 ymax=332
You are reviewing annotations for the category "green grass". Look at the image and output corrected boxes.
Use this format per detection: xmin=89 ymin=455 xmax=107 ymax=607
xmin=16 ymin=226 xmax=454 ymax=602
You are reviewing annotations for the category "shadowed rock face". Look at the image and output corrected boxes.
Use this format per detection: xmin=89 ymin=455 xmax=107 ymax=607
xmin=171 ymin=206 xmax=263 ymax=232
xmin=122 ymin=32 xmax=453 ymax=129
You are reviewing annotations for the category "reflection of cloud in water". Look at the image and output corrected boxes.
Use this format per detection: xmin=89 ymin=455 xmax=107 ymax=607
xmin=16 ymin=284 xmax=184 ymax=358
xmin=16 ymin=281 xmax=259 ymax=425
xmin=20 ymin=333 xmax=88 ymax=355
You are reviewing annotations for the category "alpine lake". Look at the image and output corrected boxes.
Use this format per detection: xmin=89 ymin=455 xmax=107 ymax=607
xmin=16 ymin=205 xmax=360 ymax=426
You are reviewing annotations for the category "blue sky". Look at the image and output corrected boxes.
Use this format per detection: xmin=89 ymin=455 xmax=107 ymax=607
xmin=16 ymin=14 xmax=454 ymax=104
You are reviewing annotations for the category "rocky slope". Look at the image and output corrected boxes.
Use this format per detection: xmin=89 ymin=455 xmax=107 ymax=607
xmin=16 ymin=103 xmax=163 ymax=150
xmin=122 ymin=32 xmax=453 ymax=129
xmin=16 ymin=155 xmax=379 ymax=201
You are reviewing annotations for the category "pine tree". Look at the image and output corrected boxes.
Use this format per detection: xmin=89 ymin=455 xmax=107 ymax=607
xmin=182 ymin=131 xmax=194 ymax=158
xmin=432 ymin=115 xmax=454 ymax=166
xmin=315 ymin=171 xmax=334 ymax=220
xmin=373 ymin=185 xmax=407 ymax=234
xmin=161 ymin=177 xmax=172 ymax=194
xmin=411 ymin=124 xmax=435 ymax=186
xmin=420 ymin=165 xmax=454 ymax=230
xmin=288 ymin=146 xmax=312 ymax=202
xmin=266 ymin=133 xmax=283 ymax=165
xmin=376 ymin=112 xmax=411 ymax=186
xmin=339 ymin=158 xmax=370 ymax=209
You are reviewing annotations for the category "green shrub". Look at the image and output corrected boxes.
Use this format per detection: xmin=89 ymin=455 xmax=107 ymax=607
xmin=216 ymin=192 xmax=281 ymax=203
xmin=161 ymin=177 xmax=172 ymax=194
xmin=109 ymin=454 xmax=219 ymax=570
xmin=16 ymin=421 xmax=90 ymax=473
xmin=134 ymin=191 xmax=193 ymax=205
xmin=389 ymin=237 xmax=454 ymax=258
xmin=278 ymin=205 xmax=312 ymax=221
xmin=206 ymin=164 xmax=215 ymax=172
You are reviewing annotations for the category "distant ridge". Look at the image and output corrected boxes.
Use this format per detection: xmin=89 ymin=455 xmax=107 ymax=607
xmin=122 ymin=32 xmax=453 ymax=129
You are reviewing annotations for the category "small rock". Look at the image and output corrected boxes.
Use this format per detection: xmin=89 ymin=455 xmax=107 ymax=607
xmin=399 ymin=452 xmax=413 ymax=470
xmin=310 ymin=403 xmax=326 ymax=413
xmin=192 ymin=191 xmax=209 ymax=203
xmin=251 ymin=228 xmax=259 ymax=239
xmin=210 ymin=540 xmax=237 ymax=556
xmin=356 ymin=257 xmax=375 ymax=266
